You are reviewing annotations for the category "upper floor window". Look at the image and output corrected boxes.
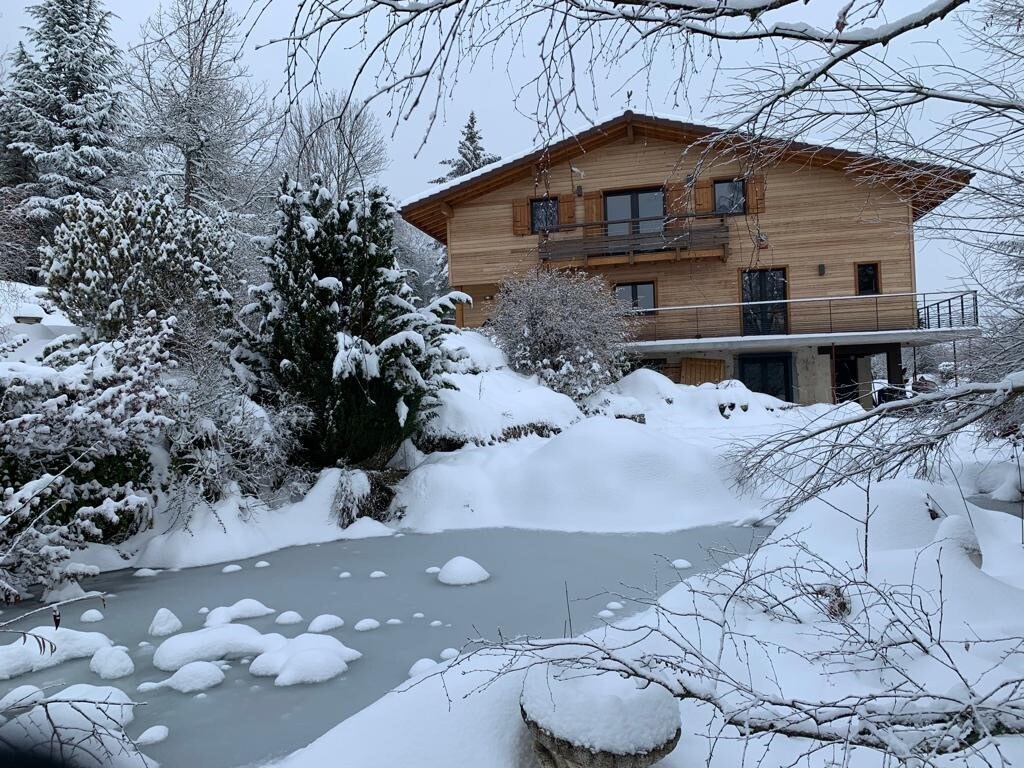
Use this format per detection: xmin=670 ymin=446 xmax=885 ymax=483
xmin=530 ymin=198 xmax=559 ymax=233
xmin=615 ymin=281 xmax=656 ymax=313
xmin=714 ymin=180 xmax=746 ymax=214
xmin=856 ymin=262 xmax=881 ymax=295
xmin=605 ymin=189 xmax=664 ymax=236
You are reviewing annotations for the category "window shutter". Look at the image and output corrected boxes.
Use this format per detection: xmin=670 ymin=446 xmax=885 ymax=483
xmin=512 ymin=199 xmax=530 ymax=236
xmin=746 ymin=175 xmax=766 ymax=214
xmin=558 ymin=195 xmax=576 ymax=226
xmin=664 ymin=182 xmax=688 ymax=231
xmin=583 ymin=191 xmax=603 ymax=237
xmin=694 ymin=179 xmax=714 ymax=214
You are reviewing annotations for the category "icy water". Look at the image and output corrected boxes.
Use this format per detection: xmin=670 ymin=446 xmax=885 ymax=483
xmin=0 ymin=525 xmax=767 ymax=768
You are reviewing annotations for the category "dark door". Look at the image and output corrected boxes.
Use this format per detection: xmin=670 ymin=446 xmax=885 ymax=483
xmin=742 ymin=268 xmax=788 ymax=335
xmin=833 ymin=354 xmax=859 ymax=403
xmin=738 ymin=353 xmax=793 ymax=402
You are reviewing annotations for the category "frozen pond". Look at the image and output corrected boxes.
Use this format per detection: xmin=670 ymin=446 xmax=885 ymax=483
xmin=0 ymin=524 xmax=767 ymax=767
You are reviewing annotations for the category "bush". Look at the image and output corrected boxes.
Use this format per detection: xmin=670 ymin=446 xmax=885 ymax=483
xmin=489 ymin=269 xmax=635 ymax=401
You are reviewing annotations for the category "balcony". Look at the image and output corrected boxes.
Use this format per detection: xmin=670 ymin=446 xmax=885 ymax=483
xmin=537 ymin=215 xmax=730 ymax=263
xmin=627 ymin=291 xmax=980 ymax=348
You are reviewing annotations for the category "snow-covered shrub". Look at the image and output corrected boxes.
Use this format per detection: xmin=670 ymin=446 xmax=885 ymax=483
xmin=40 ymin=187 xmax=234 ymax=341
xmin=247 ymin=174 xmax=468 ymax=468
xmin=488 ymin=269 xmax=634 ymax=402
xmin=0 ymin=315 xmax=173 ymax=599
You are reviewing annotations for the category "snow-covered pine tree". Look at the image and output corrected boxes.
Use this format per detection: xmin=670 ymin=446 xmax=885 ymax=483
xmin=1 ymin=0 xmax=127 ymax=226
xmin=250 ymin=175 xmax=468 ymax=467
xmin=429 ymin=112 xmax=501 ymax=184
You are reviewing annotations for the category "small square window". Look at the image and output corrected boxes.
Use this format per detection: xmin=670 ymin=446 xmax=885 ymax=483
xmin=857 ymin=263 xmax=880 ymax=295
xmin=530 ymin=198 xmax=559 ymax=233
xmin=615 ymin=282 xmax=655 ymax=313
xmin=714 ymin=180 xmax=746 ymax=214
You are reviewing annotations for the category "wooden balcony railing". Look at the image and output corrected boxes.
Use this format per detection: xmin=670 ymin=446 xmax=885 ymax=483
xmin=627 ymin=291 xmax=979 ymax=343
xmin=538 ymin=215 xmax=730 ymax=261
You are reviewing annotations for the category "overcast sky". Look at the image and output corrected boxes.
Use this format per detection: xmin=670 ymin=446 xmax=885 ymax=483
xmin=0 ymin=0 xmax=978 ymax=292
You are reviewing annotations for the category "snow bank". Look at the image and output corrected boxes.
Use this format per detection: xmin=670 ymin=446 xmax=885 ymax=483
xmin=521 ymin=664 xmax=679 ymax=754
xmin=134 ymin=468 xmax=391 ymax=569
xmin=0 ymin=627 xmax=112 ymax=680
xmin=437 ymin=556 xmax=490 ymax=585
xmin=249 ymin=633 xmax=361 ymax=687
xmin=397 ymin=416 xmax=754 ymax=532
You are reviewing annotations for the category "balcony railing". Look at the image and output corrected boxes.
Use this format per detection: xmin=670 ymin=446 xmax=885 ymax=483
xmin=628 ymin=290 xmax=979 ymax=343
xmin=538 ymin=215 xmax=730 ymax=261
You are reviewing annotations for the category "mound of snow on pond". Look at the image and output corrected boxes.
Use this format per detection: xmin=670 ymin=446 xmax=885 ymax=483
xmin=307 ymin=614 xmax=344 ymax=633
xmin=398 ymin=416 xmax=752 ymax=532
xmin=89 ymin=646 xmax=134 ymax=680
xmin=132 ymin=468 xmax=392 ymax=569
xmin=138 ymin=660 xmax=225 ymax=693
xmin=408 ymin=658 xmax=439 ymax=677
xmin=148 ymin=607 xmax=183 ymax=636
xmin=353 ymin=619 xmax=380 ymax=632
xmin=136 ymin=725 xmax=169 ymax=745
xmin=79 ymin=609 xmax=104 ymax=623
xmin=204 ymin=598 xmax=275 ymax=627
xmin=437 ymin=556 xmax=490 ymax=586
xmin=152 ymin=624 xmax=278 ymax=671
xmin=521 ymin=664 xmax=680 ymax=754
xmin=249 ymin=633 xmax=361 ymax=687
xmin=275 ymin=611 xmax=303 ymax=625
xmin=0 ymin=627 xmax=111 ymax=680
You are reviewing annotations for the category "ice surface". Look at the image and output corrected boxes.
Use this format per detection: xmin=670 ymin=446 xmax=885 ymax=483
xmin=436 ymin=556 xmax=489 ymax=586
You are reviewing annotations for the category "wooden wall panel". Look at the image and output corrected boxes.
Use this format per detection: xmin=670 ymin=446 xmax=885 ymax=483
xmin=680 ymin=357 xmax=726 ymax=386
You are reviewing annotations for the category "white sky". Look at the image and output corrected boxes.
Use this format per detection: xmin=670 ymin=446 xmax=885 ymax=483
xmin=0 ymin=0 xmax=979 ymax=292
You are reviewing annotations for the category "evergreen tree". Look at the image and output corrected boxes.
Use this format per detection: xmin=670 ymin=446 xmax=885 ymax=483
xmin=429 ymin=112 xmax=501 ymax=184
xmin=2 ymin=0 xmax=127 ymax=225
xmin=250 ymin=175 xmax=468 ymax=467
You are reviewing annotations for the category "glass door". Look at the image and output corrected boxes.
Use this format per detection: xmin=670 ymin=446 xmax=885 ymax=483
xmin=738 ymin=354 xmax=793 ymax=402
xmin=741 ymin=268 xmax=788 ymax=335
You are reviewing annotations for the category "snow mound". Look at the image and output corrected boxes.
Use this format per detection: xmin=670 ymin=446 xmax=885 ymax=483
xmin=153 ymin=624 xmax=277 ymax=671
xmin=249 ymin=633 xmax=361 ymax=687
xmin=583 ymin=390 xmax=646 ymax=421
xmin=441 ymin=330 xmax=506 ymax=372
xmin=204 ymin=598 xmax=275 ymax=627
xmin=606 ymin=601 xmax=623 ymax=610
xmin=353 ymin=619 xmax=380 ymax=632
xmin=408 ymin=658 xmax=438 ymax=677
xmin=134 ymin=568 xmax=160 ymax=577
xmin=597 ymin=609 xmax=614 ymax=619
xmin=521 ymin=664 xmax=680 ymax=754
xmin=425 ymin=566 xmax=440 ymax=574
xmin=139 ymin=660 xmax=225 ymax=693
xmin=0 ymin=685 xmax=44 ymax=711
xmin=439 ymin=648 xmax=458 ymax=660
xmin=89 ymin=646 xmax=134 ymax=680
xmin=419 ymin=367 xmax=581 ymax=450
xmin=339 ymin=571 xmax=352 ymax=579
xmin=399 ymin=416 xmax=751 ymax=532
xmin=671 ymin=559 xmax=692 ymax=569
xmin=137 ymin=725 xmax=169 ymax=746
xmin=437 ymin=556 xmax=490 ymax=586
xmin=148 ymin=608 xmax=183 ymax=637
xmin=79 ymin=609 xmax=104 ymax=623
xmin=222 ymin=564 xmax=243 ymax=573
xmin=255 ymin=560 xmax=271 ymax=568
xmin=369 ymin=570 xmax=387 ymax=578
xmin=0 ymin=627 xmax=112 ymax=680
xmin=610 ymin=368 xmax=681 ymax=407
xmin=307 ymin=614 xmax=344 ymax=633
xmin=275 ymin=611 xmax=303 ymax=625
xmin=385 ymin=618 xmax=403 ymax=625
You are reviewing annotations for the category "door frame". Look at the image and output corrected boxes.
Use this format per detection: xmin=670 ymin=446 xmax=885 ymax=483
xmin=737 ymin=265 xmax=790 ymax=336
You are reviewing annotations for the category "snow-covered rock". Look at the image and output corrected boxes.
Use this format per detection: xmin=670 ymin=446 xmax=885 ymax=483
xmin=249 ymin=633 xmax=361 ymax=687
xmin=148 ymin=608 xmax=183 ymax=637
xmin=307 ymin=614 xmax=344 ymax=633
xmin=436 ymin=556 xmax=490 ymax=586
xmin=152 ymin=624 xmax=276 ymax=671
xmin=89 ymin=646 xmax=134 ymax=680
xmin=275 ymin=611 xmax=303 ymax=625
xmin=204 ymin=598 xmax=275 ymax=627
xmin=136 ymin=724 xmax=169 ymax=746
xmin=407 ymin=658 xmax=438 ymax=677
xmin=79 ymin=608 xmax=104 ymax=623
xmin=0 ymin=627 xmax=111 ymax=680
xmin=139 ymin=661 xmax=226 ymax=693
xmin=353 ymin=619 xmax=380 ymax=632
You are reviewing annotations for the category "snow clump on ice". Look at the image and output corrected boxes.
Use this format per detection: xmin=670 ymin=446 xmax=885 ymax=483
xmin=437 ymin=556 xmax=489 ymax=585
xmin=148 ymin=608 xmax=183 ymax=637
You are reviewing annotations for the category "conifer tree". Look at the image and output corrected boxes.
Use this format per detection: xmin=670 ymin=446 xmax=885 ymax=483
xmin=429 ymin=112 xmax=501 ymax=184
xmin=1 ymin=0 xmax=127 ymax=225
xmin=250 ymin=175 xmax=468 ymax=467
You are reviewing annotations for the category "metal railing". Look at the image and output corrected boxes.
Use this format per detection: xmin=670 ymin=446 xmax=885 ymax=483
xmin=537 ymin=214 xmax=730 ymax=261
xmin=627 ymin=290 xmax=979 ymax=343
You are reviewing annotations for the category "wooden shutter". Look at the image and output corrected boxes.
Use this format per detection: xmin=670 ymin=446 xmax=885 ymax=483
xmin=558 ymin=195 xmax=576 ymax=227
xmin=694 ymin=179 xmax=714 ymax=215
xmin=679 ymin=357 xmax=726 ymax=386
xmin=664 ymin=182 xmax=687 ymax=231
xmin=583 ymin=191 xmax=603 ymax=237
xmin=512 ymin=199 xmax=530 ymax=236
xmin=746 ymin=175 xmax=766 ymax=214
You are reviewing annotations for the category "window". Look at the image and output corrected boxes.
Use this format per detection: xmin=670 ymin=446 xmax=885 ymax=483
xmin=615 ymin=282 xmax=655 ymax=313
xmin=713 ymin=180 xmax=746 ymax=214
xmin=530 ymin=198 xmax=559 ymax=233
xmin=856 ymin=263 xmax=880 ymax=295
xmin=604 ymin=189 xmax=664 ymax=236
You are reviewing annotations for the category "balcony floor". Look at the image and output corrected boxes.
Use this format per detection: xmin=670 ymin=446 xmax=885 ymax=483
xmin=627 ymin=325 xmax=982 ymax=354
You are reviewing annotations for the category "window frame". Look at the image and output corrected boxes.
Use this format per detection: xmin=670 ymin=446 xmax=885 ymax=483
xmin=713 ymin=178 xmax=747 ymax=215
xmin=529 ymin=197 xmax=560 ymax=234
xmin=615 ymin=281 xmax=657 ymax=315
xmin=855 ymin=262 xmax=882 ymax=296
xmin=603 ymin=187 xmax=665 ymax=235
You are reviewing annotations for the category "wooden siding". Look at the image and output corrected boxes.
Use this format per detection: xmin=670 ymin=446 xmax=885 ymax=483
xmin=679 ymin=357 xmax=726 ymax=386
xmin=442 ymin=134 xmax=915 ymax=336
